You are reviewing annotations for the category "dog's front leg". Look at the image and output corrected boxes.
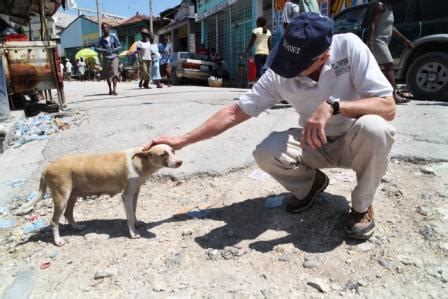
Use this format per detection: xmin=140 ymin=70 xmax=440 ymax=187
xmin=122 ymin=182 xmax=141 ymax=239
xmin=132 ymin=188 xmax=145 ymax=228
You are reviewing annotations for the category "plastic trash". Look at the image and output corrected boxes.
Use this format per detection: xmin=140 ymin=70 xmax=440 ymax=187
xmin=0 ymin=218 xmax=16 ymax=230
xmin=26 ymin=191 xmax=38 ymax=201
xmin=10 ymin=179 xmax=24 ymax=188
xmin=12 ymin=113 xmax=75 ymax=148
xmin=187 ymin=208 xmax=209 ymax=219
xmin=248 ymin=169 xmax=270 ymax=181
xmin=23 ymin=218 xmax=47 ymax=234
xmin=0 ymin=206 xmax=7 ymax=215
xmin=264 ymin=195 xmax=285 ymax=208
xmin=2 ymin=269 xmax=34 ymax=299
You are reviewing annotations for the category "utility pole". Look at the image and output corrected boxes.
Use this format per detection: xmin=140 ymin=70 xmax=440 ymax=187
xmin=96 ymin=0 xmax=101 ymax=38
xmin=149 ymin=0 xmax=153 ymax=33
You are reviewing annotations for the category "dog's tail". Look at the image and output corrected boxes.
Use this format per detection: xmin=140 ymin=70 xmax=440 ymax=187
xmin=15 ymin=174 xmax=47 ymax=216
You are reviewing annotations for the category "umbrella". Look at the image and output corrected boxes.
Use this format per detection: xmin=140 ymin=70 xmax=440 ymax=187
xmin=127 ymin=41 xmax=138 ymax=55
xmin=75 ymin=48 xmax=98 ymax=59
xmin=118 ymin=50 xmax=128 ymax=57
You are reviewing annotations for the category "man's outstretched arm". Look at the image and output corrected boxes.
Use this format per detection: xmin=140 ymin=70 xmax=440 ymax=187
xmin=144 ymin=103 xmax=251 ymax=150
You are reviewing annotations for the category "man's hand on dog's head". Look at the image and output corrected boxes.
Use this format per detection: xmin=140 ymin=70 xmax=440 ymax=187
xmin=143 ymin=136 xmax=185 ymax=151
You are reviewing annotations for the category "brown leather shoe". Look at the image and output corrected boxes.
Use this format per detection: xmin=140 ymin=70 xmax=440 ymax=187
xmin=285 ymin=170 xmax=329 ymax=213
xmin=346 ymin=205 xmax=375 ymax=240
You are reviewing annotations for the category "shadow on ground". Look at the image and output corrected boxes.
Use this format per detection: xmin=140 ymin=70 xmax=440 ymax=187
xmin=22 ymin=192 xmax=351 ymax=253
xmin=21 ymin=219 xmax=156 ymax=246
xmin=151 ymin=192 xmax=351 ymax=254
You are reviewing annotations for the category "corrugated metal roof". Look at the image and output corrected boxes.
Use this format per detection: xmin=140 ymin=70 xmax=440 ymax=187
xmin=0 ymin=0 xmax=62 ymax=23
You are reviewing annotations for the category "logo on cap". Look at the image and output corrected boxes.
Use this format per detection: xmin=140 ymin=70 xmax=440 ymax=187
xmin=282 ymin=39 xmax=301 ymax=55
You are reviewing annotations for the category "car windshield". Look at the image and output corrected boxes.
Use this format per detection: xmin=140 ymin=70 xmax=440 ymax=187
xmin=334 ymin=7 xmax=368 ymax=28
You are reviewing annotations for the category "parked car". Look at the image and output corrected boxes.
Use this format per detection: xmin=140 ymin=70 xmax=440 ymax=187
xmin=169 ymin=52 xmax=216 ymax=85
xmin=334 ymin=0 xmax=448 ymax=101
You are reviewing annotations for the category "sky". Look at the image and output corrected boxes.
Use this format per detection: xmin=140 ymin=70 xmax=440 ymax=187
xmin=62 ymin=0 xmax=182 ymax=18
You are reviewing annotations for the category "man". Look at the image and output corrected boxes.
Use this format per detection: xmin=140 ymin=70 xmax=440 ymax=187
xmin=144 ymin=13 xmax=396 ymax=240
xmin=96 ymin=22 xmax=122 ymax=95
xmin=367 ymin=0 xmax=413 ymax=104
xmin=136 ymin=28 xmax=152 ymax=89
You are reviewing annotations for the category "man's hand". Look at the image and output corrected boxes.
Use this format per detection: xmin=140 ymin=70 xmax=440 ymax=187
xmin=300 ymin=101 xmax=333 ymax=150
xmin=143 ymin=135 xmax=186 ymax=151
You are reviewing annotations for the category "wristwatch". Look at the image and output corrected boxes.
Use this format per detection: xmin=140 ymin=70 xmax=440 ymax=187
xmin=326 ymin=96 xmax=340 ymax=115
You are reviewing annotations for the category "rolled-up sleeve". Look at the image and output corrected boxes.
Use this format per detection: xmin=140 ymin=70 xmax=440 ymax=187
xmin=238 ymin=69 xmax=281 ymax=117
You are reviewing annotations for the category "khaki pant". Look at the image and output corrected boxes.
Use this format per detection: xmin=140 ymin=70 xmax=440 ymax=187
xmin=253 ymin=115 xmax=395 ymax=212
xmin=139 ymin=60 xmax=152 ymax=81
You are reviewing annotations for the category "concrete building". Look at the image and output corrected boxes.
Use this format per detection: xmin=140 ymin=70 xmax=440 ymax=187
xmin=158 ymin=0 xmax=200 ymax=53
xmin=114 ymin=13 xmax=170 ymax=52
xmin=59 ymin=15 xmax=123 ymax=59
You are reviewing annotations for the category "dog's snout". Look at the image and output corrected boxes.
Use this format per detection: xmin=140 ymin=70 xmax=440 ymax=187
xmin=175 ymin=160 xmax=183 ymax=168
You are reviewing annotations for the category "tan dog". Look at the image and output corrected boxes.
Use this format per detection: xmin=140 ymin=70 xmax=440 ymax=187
xmin=16 ymin=144 xmax=182 ymax=246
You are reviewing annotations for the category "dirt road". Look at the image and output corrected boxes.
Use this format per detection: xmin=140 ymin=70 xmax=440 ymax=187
xmin=1 ymin=160 xmax=447 ymax=298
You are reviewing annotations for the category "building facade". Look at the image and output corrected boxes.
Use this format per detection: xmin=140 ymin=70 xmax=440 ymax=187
xmin=59 ymin=15 xmax=122 ymax=59
xmin=195 ymin=0 xmax=369 ymax=86
xmin=158 ymin=0 xmax=200 ymax=53
xmin=196 ymin=0 xmax=272 ymax=86
xmin=114 ymin=13 xmax=170 ymax=52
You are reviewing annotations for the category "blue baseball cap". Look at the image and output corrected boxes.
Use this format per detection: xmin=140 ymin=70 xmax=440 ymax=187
xmin=270 ymin=12 xmax=334 ymax=78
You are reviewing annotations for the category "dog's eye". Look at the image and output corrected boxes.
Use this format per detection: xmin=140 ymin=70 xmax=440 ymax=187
xmin=161 ymin=152 xmax=168 ymax=157
xmin=172 ymin=150 xmax=176 ymax=154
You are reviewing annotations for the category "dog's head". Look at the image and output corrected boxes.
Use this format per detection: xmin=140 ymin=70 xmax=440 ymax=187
xmin=134 ymin=144 xmax=182 ymax=168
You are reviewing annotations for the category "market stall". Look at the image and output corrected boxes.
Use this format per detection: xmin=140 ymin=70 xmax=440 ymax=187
xmin=0 ymin=0 xmax=68 ymax=119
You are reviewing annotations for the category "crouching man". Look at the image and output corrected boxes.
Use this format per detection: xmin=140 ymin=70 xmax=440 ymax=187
xmin=144 ymin=13 xmax=396 ymax=240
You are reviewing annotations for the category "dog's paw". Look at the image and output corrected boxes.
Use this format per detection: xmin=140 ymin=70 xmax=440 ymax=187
xmin=130 ymin=232 xmax=141 ymax=239
xmin=54 ymin=237 xmax=66 ymax=247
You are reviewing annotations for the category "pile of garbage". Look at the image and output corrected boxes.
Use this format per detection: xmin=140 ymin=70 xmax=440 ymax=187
xmin=13 ymin=112 xmax=85 ymax=148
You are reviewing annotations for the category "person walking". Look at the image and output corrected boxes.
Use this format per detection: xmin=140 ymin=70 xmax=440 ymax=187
xmin=65 ymin=59 xmax=72 ymax=81
xmin=242 ymin=17 xmax=272 ymax=80
xmin=149 ymin=33 xmax=163 ymax=89
xmin=96 ymin=22 xmax=122 ymax=95
xmin=158 ymin=35 xmax=173 ymax=87
xmin=144 ymin=13 xmax=396 ymax=240
xmin=78 ymin=57 xmax=86 ymax=81
xmin=368 ymin=0 xmax=413 ymax=104
xmin=137 ymin=28 xmax=152 ymax=89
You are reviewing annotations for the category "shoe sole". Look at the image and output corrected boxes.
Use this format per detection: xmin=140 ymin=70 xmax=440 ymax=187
xmin=286 ymin=172 xmax=329 ymax=214
xmin=346 ymin=222 xmax=376 ymax=240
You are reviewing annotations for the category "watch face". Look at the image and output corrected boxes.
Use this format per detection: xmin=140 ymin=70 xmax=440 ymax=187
xmin=329 ymin=96 xmax=340 ymax=103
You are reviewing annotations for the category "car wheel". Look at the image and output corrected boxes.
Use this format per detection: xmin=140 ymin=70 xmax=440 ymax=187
xmin=406 ymin=51 xmax=448 ymax=101
xmin=171 ymin=69 xmax=181 ymax=85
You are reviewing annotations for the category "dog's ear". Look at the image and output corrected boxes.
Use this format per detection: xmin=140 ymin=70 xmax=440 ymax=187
xmin=133 ymin=151 xmax=153 ymax=159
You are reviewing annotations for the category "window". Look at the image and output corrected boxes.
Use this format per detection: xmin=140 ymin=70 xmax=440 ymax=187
xmin=420 ymin=0 xmax=448 ymax=21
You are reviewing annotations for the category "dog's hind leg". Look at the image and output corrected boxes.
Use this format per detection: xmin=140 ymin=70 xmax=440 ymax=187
xmin=51 ymin=189 xmax=70 ymax=246
xmin=64 ymin=195 xmax=87 ymax=231
xmin=122 ymin=182 xmax=141 ymax=239
xmin=132 ymin=188 xmax=145 ymax=228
